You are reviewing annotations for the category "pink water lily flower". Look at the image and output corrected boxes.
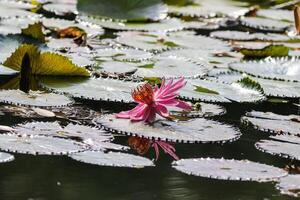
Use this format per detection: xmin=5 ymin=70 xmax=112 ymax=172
xmin=116 ymin=77 xmax=192 ymax=123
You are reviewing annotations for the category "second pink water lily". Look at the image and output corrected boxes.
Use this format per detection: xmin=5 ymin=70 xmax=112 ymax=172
xmin=116 ymin=77 xmax=191 ymax=123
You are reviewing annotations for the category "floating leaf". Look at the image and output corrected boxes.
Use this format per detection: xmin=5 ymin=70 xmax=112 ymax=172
xmin=256 ymin=135 xmax=300 ymax=161
xmin=240 ymin=45 xmax=289 ymax=58
xmin=21 ymin=22 xmax=45 ymax=43
xmin=70 ymin=151 xmax=154 ymax=168
xmin=41 ymin=77 xmax=142 ymax=103
xmin=0 ymin=134 xmax=85 ymax=155
xmin=3 ymin=44 xmax=90 ymax=76
xmin=0 ymin=90 xmax=73 ymax=107
xmin=42 ymin=2 xmax=77 ymax=17
xmin=42 ymin=17 xmax=104 ymax=37
xmin=0 ymin=16 xmax=40 ymax=35
xmin=172 ymin=158 xmax=287 ymax=182
xmin=94 ymin=48 xmax=152 ymax=62
xmin=276 ymin=175 xmax=300 ymax=197
xmin=242 ymin=111 xmax=300 ymax=136
xmin=170 ymin=103 xmax=226 ymax=118
xmin=211 ymin=30 xmax=256 ymax=41
xmin=0 ymin=152 xmax=14 ymax=163
xmin=134 ymin=56 xmax=207 ymax=78
xmin=229 ymin=57 xmax=300 ymax=82
xmin=77 ymin=0 xmax=167 ymax=21
xmin=78 ymin=15 xmax=184 ymax=32
xmin=180 ymin=79 xmax=265 ymax=103
xmin=14 ymin=122 xmax=126 ymax=151
xmin=240 ymin=17 xmax=292 ymax=32
xmin=95 ymin=114 xmax=241 ymax=143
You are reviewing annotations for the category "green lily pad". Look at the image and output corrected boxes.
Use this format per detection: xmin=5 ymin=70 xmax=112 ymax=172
xmin=3 ymin=44 xmax=90 ymax=76
xmin=77 ymin=0 xmax=167 ymax=21
xmin=240 ymin=45 xmax=289 ymax=58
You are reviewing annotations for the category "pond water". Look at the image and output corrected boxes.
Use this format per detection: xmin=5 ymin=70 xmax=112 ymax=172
xmin=0 ymin=0 xmax=299 ymax=199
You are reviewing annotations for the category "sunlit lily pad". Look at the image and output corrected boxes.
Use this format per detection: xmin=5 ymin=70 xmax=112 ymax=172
xmin=0 ymin=134 xmax=85 ymax=155
xmin=94 ymin=48 xmax=152 ymax=62
xmin=160 ymin=48 xmax=241 ymax=69
xmin=14 ymin=122 xmax=127 ymax=151
xmin=43 ymin=2 xmax=78 ymax=16
xmin=0 ymin=16 xmax=40 ymax=35
xmin=170 ymin=103 xmax=226 ymax=118
xmin=208 ymin=73 xmax=300 ymax=98
xmin=95 ymin=114 xmax=241 ymax=143
xmin=255 ymin=135 xmax=300 ymax=160
xmin=0 ymin=152 xmax=14 ymax=163
xmin=0 ymin=90 xmax=73 ymax=107
xmin=240 ymin=17 xmax=292 ymax=32
xmin=77 ymin=0 xmax=167 ymax=21
xmin=179 ymin=79 xmax=264 ymax=103
xmin=79 ymin=15 xmax=184 ymax=32
xmin=0 ymin=65 xmax=18 ymax=75
xmin=41 ymin=77 xmax=142 ymax=103
xmin=229 ymin=57 xmax=300 ymax=82
xmin=0 ymin=3 xmax=39 ymax=19
xmin=242 ymin=111 xmax=300 ymax=136
xmin=134 ymin=56 xmax=207 ymax=78
xmin=276 ymin=175 xmax=300 ymax=197
xmin=172 ymin=158 xmax=287 ymax=182
xmin=210 ymin=30 xmax=292 ymax=42
xmin=70 ymin=150 xmax=154 ymax=168
xmin=116 ymin=31 xmax=176 ymax=52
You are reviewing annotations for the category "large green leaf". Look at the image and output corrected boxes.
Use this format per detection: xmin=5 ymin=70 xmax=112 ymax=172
xmin=240 ymin=45 xmax=289 ymax=58
xmin=21 ymin=22 xmax=45 ymax=43
xmin=3 ymin=44 xmax=90 ymax=76
xmin=77 ymin=0 xmax=167 ymax=21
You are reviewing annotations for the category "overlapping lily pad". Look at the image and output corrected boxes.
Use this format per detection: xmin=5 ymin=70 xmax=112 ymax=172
xmin=94 ymin=48 xmax=152 ymax=62
xmin=41 ymin=77 xmax=142 ymax=103
xmin=14 ymin=122 xmax=127 ymax=151
xmin=95 ymin=114 xmax=241 ymax=143
xmin=78 ymin=15 xmax=184 ymax=32
xmin=0 ymin=134 xmax=85 ymax=155
xmin=172 ymin=158 xmax=287 ymax=182
xmin=240 ymin=17 xmax=292 ymax=32
xmin=276 ymin=175 xmax=300 ymax=197
xmin=255 ymin=135 xmax=300 ymax=161
xmin=229 ymin=57 xmax=300 ymax=82
xmin=0 ymin=90 xmax=73 ymax=107
xmin=209 ymin=73 xmax=300 ymax=98
xmin=257 ymin=9 xmax=294 ymax=22
xmin=133 ymin=56 xmax=207 ymax=78
xmin=70 ymin=150 xmax=154 ymax=168
xmin=179 ymin=79 xmax=264 ymax=103
xmin=242 ymin=111 xmax=300 ymax=136
xmin=170 ymin=103 xmax=226 ymax=118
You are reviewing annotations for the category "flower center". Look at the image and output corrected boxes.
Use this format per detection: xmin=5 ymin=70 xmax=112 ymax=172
xmin=132 ymin=83 xmax=154 ymax=104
